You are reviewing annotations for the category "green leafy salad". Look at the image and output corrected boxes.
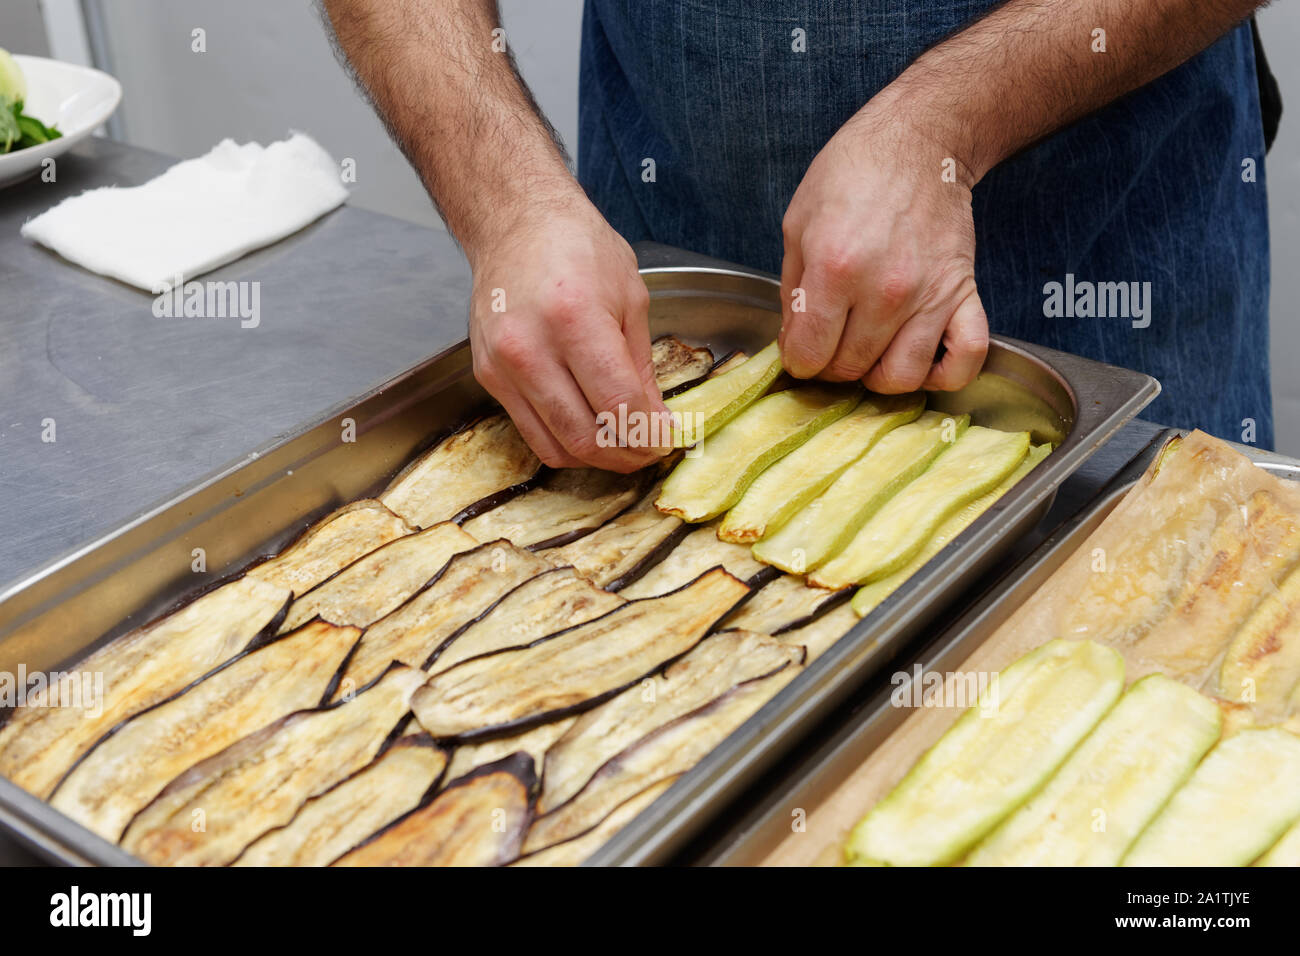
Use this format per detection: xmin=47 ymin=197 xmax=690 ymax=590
xmin=0 ymin=48 xmax=62 ymax=153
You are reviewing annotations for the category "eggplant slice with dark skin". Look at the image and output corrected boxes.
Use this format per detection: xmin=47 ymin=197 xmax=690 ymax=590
xmin=461 ymin=465 xmax=657 ymax=551
xmin=277 ymin=521 xmax=479 ymax=634
xmin=426 ymin=565 xmax=624 ymax=677
xmin=0 ymin=574 xmax=292 ymax=800
xmin=121 ymin=665 xmax=424 ymax=866
xmin=380 ymin=413 xmax=544 ymax=530
xmin=442 ymin=716 xmax=576 ymax=784
xmin=524 ymin=663 xmax=803 ymax=853
xmin=512 ymin=776 xmax=680 ymax=867
xmin=617 ymin=519 xmax=773 ymax=598
xmin=332 ymin=752 xmax=535 ymax=867
xmin=234 ymin=733 xmax=448 ymax=867
xmin=721 ymin=574 xmax=850 ymax=635
xmin=377 ymin=338 xmax=712 ymax=531
xmin=538 ymin=477 xmax=688 ymax=589
xmin=410 ymin=567 xmax=751 ymax=742
xmin=537 ymin=630 xmax=806 ymax=814
xmin=334 ymin=538 xmax=552 ymax=698
xmin=247 ymin=499 xmax=412 ymax=597
xmin=50 ymin=619 xmax=362 ymax=843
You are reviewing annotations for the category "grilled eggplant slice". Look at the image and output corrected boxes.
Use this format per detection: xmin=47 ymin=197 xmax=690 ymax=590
xmin=754 ymin=412 xmax=967 ymax=574
xmin=411 ymin=568 xmax=750 ymax=741
xmin=278 ymin=521 xmax=478 ymax=633
xmin=333 ymin=752 xmax=534 ymax=866
xmin=538 ymin=630 xmax=804 ymax=813
xmin=381 ymin=414 xmax=542 ymax=529
xmin=1121 ymin=728 xmax=1300 ymax=866
xmin=851 ymin=442 xmax=1051 ymax=617
xmin=50 ymin=620 xmax=362 ymax=842
xmin=336 ymin=539 xmax=551 ymax=696
xmin=844 ymin=640 xmax=1124 ymax=867
xmin=718 ymin=394 xmax=924 ymax=543
xmin=664 ymin=340 xmax=783 ymax=447
xmin=121 ymin=665 xmax=424 ymax=866
xmin=426 ymin=566 xmax=622 ymax=677
xmin=657 ymin=385 xmax=861 ymax=522
xmin=1257 ymin=818 xmax=1300 ymax=866
xmin=248 ymin=499 xmax=411 ymax=596
xmin=444 ymin=717 xmax=577 ymax=784
xmin=811 ymin=425 xmax=1030 ymax=589
xmin=462 ymin=465 xmax=655 ymax=550
xmin=234 ymin=734 xmax=448 ymax=867
xmin=722 ymin=574 xmax=846 ymax=634
xmin=525 ymin=663 xmax=801 ymax=852
xmin=967 ymin=675 xmax=1221 ymax=866
xmin=0 ymin=575 xmax=291 ymax=800
xmin=513 ymin=776 xmax=679 ymax=867
xmin=539 ymin=479 xmax=687 ymax=589
xmin=1218 ymin=560 xmax=1300 ymax=711
xmin=651 ymin=336 xmax=714 ymax=394
xmin=618 ymin=520 xmax=768 ymax=598
xmin=777 ymin=603 xmax=859 ymax=663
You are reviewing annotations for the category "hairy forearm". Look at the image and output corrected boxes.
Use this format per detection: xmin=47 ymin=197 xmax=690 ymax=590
xmin=320 ymin=0 xmax=578 ymax=262
xmin=882 ymin=0 xmax=1268 ymax=184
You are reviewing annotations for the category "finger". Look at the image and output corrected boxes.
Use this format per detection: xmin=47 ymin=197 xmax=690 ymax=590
xmin=862 ymin=310 xmax=948 ymax=394
xmin=489 ymin=380 xmax=586 ymax=470
xmin=779 ymin=238 xmax=803 ymax=352
xmin=923 ymin=287 xmax=989 ymax=391
xmin=515 ymin=361 xmax=656 ymax=473
xmin=563 ymin=314 xmax=668 ymax=459
xmin=619 ymin=275 xmax=667 ymax=414
xmin=822 ymin=303 xmax=894 ymax=382
xmin=780 ymin=246 xmax=852 ymax=379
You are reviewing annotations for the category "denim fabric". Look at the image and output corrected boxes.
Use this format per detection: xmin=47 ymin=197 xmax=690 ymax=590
xmin=578 ymin=1 xmax=1273 ymax=448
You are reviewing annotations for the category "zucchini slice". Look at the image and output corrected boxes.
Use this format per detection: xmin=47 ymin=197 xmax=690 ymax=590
xmin=717 ymin=393 xmax=924 ymax=543
xmin=843 ymin=639 xmax=1124 ymax=867
xmin=1217 ymin=560 xmax=1300 ymax=710
xmin=810 ymin=425 xmax=1030 ymax=589
xmin=656 ymin=384 xmax=861 ymax=522
xmin=966 ymin=675 xmax=1221 ymax=866
xmin=1121 ymin=727 xmax=1300 ymax=866
xmin=1256 ymin=818 xmax=1300 ymax=866
xmin=664 ymin=340 xmax=783 ymax=447
xmin=753 ymin=411 xmax=966 ymax=575
xmin=851 ymin=443 xmax=1051 ymax=617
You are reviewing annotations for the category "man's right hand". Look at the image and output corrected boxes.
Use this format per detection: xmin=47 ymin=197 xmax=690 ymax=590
xmin=467 ymin=195 xmax=668 ymax=472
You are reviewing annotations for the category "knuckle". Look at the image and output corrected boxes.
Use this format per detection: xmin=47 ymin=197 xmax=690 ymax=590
xmin=877 ymin=268 xmax=916 ymax=312
xmin=490 ymin=327 xmax=534 ymax=371
xmin=539 ymin=281 xmax=589 ymax=323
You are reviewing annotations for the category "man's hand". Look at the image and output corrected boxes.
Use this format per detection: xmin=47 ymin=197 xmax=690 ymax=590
xmin=468 ymin=193 xmax=666 ymax=471
xmin=780 ymin=101 xmax=988 ymax=393
xmin=779 ymin=0 xmax=1266 ymax=395
xmin=322 ymin=0 xmax=664 ymax=471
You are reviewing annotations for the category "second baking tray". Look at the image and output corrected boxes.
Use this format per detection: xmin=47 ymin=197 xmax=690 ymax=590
xmin=699 ymin=430 xmax=1300 ymax=866
xmin=0 ymin=242 xmax=1156 ymax=866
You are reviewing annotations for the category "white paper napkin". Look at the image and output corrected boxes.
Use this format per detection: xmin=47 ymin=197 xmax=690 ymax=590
xmin=21 ymin=132 xmax=348 ymax=291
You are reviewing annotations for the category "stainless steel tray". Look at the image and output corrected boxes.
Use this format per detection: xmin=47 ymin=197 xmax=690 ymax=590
xmin=699 ymin=429 xmax=1300 ymax=866
xmin=0 ymin=241 xmax=1157 ymax=866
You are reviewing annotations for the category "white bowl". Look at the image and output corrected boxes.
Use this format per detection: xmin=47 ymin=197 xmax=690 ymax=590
xmin=0 ymin=54 xmax=121 ymax=188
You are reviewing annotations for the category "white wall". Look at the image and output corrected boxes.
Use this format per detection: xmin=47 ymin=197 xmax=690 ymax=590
xmin=92 ymin=0 xmax=582 ymax=230
xmin=16 ymin=0 xmax=1300 ymax=452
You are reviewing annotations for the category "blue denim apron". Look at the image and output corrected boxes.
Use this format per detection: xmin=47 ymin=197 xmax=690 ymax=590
xmin=578 ymin=0 xmax=1273 ymax=447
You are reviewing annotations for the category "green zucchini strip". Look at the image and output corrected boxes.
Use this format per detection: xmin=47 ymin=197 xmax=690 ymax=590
xmin=1121 ymin=727 xmax=1300 ymax=866
xmin=844 ymin=639 xmax=1124 ymax=867
xmin=664 ymin=340 xmax=783 ymax=448
xmin=810 ymin=425 xmax=1030 ymax=589
xmin=966 ymin=675 xmax=1221 ymax=866
xmin=718 ymin=393 xmax=924 ymax=543
xmin=657 ymin=384 xmax=861 ymax=522
xmin=753 ymin=411 xmax=967 ymax=575
xmin=1257 ymin=818 xmax=1300 ymax=866
xmin=851 ymin=443 xmax=1051 ymax=617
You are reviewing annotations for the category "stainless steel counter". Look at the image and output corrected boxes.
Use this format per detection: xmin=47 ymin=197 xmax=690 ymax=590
xmin=0 ymin=136 xmax=1166 ymax=865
